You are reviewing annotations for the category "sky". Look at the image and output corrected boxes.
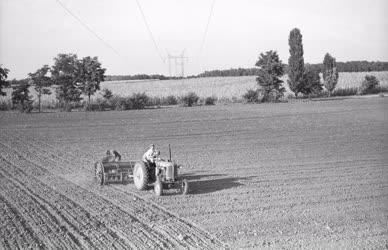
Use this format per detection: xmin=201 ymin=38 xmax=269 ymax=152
xmin=1 ymin=0 xmax=387 ymax=79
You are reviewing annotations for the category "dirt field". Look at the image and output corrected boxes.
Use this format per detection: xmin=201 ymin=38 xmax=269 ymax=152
xmin=1 ymin=97 xmax=387 ymax=249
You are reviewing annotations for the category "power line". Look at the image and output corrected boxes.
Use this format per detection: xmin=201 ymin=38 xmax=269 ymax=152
xmin=134 ymin=0 xmax=165 ymax=64
xmin=197 ymin=0 xmax=216 ymax=60
xmin=55 ymin=0 xmax=120 ymax=56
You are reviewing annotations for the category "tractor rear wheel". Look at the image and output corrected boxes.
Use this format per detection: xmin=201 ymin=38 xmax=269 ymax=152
xmin=181 ymin=179 xmax=189 ymax=195
xmin=95 ymin=162 xmax=104 ymax=185
xmin=134 ymin=162 xmax=149 ymax=190
xmin=154 ymin=180 xmax=163 ymax=196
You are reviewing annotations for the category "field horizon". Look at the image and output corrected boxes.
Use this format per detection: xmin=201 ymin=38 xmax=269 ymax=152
xmin=1 ymin=71 xmax=388 ymax=107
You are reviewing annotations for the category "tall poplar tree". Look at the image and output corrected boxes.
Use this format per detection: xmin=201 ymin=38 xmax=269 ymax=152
xmin=287 ymin=28 xmax=305 ymax=97
xmin=323 ymin=53 xmax=339 ymax=96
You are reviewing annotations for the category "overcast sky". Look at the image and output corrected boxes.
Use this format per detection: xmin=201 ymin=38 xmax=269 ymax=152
xmin=1 ymin=0 xmax=387 ymax=79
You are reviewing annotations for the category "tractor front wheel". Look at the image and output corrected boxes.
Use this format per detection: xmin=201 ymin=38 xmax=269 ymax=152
xmin=180 ymin=179 xmax=189 ymax=195
xmin=134 ymin=162 xmax=149 ymax=190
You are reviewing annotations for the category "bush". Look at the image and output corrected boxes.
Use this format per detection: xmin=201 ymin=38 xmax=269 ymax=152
xmin=0 ymin=100 xmax=12 ymax=111
xmin=15 ymin=101 xmax=33 ymax=113
xmin=130 ymin=92 xmax=149 ymax=109
xmin=242 ymin=89 xmax=259 ymax=103
xmin=101 ymin=88 xmax=113 ymax=100
xmin=108 ymin=93 xmax=150 ymax=110
xmin=109 ymin=96 xmax=126 ymax=110
xmin=165 ymin=95 xmax=178 ymax=105
xmin=377 ymin=86 xmax=388 ymax=93
xmin=204 ymin=96 xmax=217 ymax=105
xmin=180 ymin=92 xmax=199 ymax=107
xmin=12 ymin=82 xmax=33 ymax=113
xmin=358 ymin=75 xmax=380 ymax=95
xmin=82 ymin=98 xmax=108 ymax=111
xmin=148 ymin=96 xmax=162 ymax=107
xmin=42 ymin=100 xmax=60 ymax=110
xmin=147 ymin=95 xmax=178 ymax=107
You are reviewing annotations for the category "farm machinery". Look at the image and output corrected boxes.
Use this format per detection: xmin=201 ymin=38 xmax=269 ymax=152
xmin=94 ymin=161 xmax=135 ymax=185
xmin=94 ymin=145 xmax=189 ymax=196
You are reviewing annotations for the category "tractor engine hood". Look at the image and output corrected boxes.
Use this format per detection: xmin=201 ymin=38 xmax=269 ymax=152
xmin=155 ymin=160 xmax=174 ymax=168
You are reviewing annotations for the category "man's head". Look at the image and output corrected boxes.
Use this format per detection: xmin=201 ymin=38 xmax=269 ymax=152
xmin=112 ymin=150 xmax=121 ymax=161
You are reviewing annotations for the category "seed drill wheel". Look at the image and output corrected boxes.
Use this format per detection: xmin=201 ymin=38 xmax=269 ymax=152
xmin=181 ymin=179 xmax=189 ymax=195
xmin=95 ymin=162 xmax=104 ymax=185
xmin=134 ymin=162 xmax=149 ymax=190
xmin=154 ymin=180 xmax=163 ymax=196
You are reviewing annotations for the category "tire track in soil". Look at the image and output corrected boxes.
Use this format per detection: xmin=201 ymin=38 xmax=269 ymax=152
xmin=0 ymin=134 xmax=225 ymax=249
xmin=0 ymin=172 xmax=82 ymax=250
xmin=0 ymin=157 xmax=136 ymax=250
xmin=0 ymin=194 xmax=45 ymax=250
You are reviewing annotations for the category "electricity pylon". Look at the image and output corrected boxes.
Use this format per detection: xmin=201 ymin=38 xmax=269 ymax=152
xmin=167 ymin=49 xmax=188 ymax=77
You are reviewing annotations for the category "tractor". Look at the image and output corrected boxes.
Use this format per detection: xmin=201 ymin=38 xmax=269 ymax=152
xmin=94 ymin=146 xmax=189 ymax=196
xmin=133 ymin=145 xmax=189 ymax=196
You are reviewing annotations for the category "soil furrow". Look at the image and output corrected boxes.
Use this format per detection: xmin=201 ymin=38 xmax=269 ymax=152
xmin=0 ymin=194 xmax=45 ymax=250
xmin=0 ymin=157 xmax=134 ymax=250
xmin=0 ymin=173 xmax=81 ymax=249
xmin=0 ymin=142 xmax=176 ymax=249
xmin=0 ymin=139 xmax=180 ymax=248
xmin=4 ymin=132 xmax=226 ymax=249
xmin=1 ymin=98 xmax=386 ymax=249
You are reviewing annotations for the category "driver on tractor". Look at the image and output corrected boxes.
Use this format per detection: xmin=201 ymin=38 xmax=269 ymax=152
xmin=142 ymin=144 xmax=160 ymax=168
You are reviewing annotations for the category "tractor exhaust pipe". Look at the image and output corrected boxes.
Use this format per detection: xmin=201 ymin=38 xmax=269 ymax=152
xmin=169 ymin=144 xmax=172 ymax=162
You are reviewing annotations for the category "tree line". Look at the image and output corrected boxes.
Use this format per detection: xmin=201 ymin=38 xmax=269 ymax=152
xmin=104 ymin=74 xmax=179 ymax=81
xmin=105 ymin=60 xmax=388 ymax=81
xmin=0 ymin=53 xmax=105 ymax=112
xmin=105 ymin=61 xmax=388 ymax=81
xmin=195 ymin=61 xmax=388 ymax=78
xmin=248 ymin=28 xmax=340 ymax=102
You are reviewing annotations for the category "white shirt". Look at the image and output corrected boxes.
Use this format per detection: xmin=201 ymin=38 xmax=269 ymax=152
xmin=142 ymin=148 xmax=156 ymax=163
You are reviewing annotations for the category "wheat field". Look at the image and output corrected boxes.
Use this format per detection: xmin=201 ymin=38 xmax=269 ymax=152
xmin=1 ymin=71 xmax=388 ymax=105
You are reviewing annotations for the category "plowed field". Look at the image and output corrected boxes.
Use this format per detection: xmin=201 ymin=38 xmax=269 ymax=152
xmin=1 ymin=97 xmax=387 ymax=249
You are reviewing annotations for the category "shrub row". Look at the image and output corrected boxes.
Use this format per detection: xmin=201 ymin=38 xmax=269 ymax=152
xmin=78 ymin=92 xmax=218 ymax=111
xmin=1 ymin=80 xmax=386 ymax=112
xmin=242 ymin=75 xmax=387 ymax=102
xmin=0 ymin=91 xmax=218 ymax=112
